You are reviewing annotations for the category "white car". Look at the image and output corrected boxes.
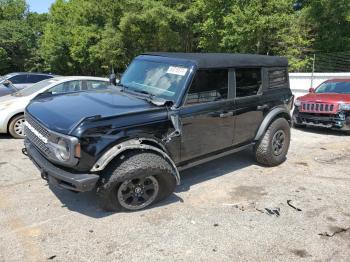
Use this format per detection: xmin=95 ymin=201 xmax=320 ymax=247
xmin=0 ymin=76 xmax=109 ymax=138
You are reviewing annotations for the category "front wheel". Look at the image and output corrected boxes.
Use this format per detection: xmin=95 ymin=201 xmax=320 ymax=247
xmin=8 ymin=114 xmax=26 ymax=139
xmin=96 ymin=151 xmax=176 ymax=212
xmin=254 ymin=118 xmax=291 ymax=167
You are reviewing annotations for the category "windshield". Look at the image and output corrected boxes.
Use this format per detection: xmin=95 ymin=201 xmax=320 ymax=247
xmin=120 ymin=59 xmax=190 ymax=101
xmin=13 ymin=79 xmax=58 ymax=97
xmin=316 ymin=81 xmax=350 ymax=94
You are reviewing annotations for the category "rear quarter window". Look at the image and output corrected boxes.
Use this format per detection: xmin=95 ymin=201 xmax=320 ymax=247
xmin=268 ymin=69 xmax=288 ymax=88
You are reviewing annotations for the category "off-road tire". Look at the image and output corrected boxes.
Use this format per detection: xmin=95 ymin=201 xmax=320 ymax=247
xmin=254 ymin=118 xmax=291 ymax=167
xmin=96 ymin=151 xmax=176 ymax=212
xmin=8 ymin=114 xmax=25 ymax=139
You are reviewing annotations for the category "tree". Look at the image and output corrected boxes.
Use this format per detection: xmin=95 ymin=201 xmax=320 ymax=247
xmin=2 ymin=0 xmax=350 ymax=75
xmin=193 ymin=0 xmax=313 ymax=71
xmin=304 ymin=0 xmax=350 ymax=52
xmin=40 ymin=0 xmax=195 ymax=75
xmin=0 ymin=0 xmax=48 ymax=74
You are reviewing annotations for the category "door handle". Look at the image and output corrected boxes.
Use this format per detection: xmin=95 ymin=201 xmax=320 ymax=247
xmin=219 ymin=111 xmax=234 ymax=118
xmin=257 ymin=104 xmax=269 ymax=110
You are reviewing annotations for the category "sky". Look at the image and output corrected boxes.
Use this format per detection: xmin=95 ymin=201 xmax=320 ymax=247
xmin=26 ymin=0 xmax=56 ymax=14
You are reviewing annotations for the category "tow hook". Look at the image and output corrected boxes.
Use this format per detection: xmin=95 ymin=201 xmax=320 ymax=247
xmin=22 ymin=148 xmax=28 ymax=156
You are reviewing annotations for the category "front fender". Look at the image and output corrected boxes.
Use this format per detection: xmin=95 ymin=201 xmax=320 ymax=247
xmin=254 ymin=106 xmax=291 ymax=141
xmin=90 ymin=138 xmax=181 ymax=185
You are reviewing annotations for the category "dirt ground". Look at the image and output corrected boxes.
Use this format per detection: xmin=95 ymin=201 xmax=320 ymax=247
xmin=0 ymin=127 xmax=349 ymax=262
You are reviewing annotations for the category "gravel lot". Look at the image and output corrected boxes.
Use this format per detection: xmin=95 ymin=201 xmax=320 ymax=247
xmin=0 ymin=127 xmax=350 ymax=262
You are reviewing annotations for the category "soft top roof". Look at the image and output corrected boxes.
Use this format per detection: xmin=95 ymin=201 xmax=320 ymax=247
xmin=144 ymin=52 xmax=288 ymax=68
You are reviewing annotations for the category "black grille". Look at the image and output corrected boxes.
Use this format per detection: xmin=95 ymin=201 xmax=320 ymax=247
xmin=25 ymin=114 xmax=52 ymax=156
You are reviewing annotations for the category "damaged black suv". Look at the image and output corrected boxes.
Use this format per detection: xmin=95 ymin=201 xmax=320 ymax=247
xmin=24 ymin=53 xmax=293 ymax=211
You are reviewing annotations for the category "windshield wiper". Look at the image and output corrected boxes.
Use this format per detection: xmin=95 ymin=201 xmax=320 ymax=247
xmin=135 ymin=90 xmax=173 ymax=106
xmin=125 ymin=88 xmax=172 ymax=106
xmin=137 ymin=90 xmax=154 ymax=97
xmin=116 ymin=83 xmax=129 ymax=91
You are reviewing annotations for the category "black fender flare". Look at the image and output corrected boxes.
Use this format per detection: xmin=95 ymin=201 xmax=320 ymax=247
xmin=254 ymin=107 xmax=291 ymax=141
xmin=90 ymin=138 xmax=180 ymax=185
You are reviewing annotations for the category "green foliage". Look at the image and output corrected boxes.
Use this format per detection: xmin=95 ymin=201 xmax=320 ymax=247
xmin=304 ymin=0 xmax=350 ymax=52
xmin=40 ymin=0 xmax=194 ymax=75
xmin=0 ymin=0 xmax=26 ymax=20
xmin=193 ymin=0 xmax=314 ymax=71
xmin=1 ymin=0 xmax=350 ymax=75
xmin=0 ymin=0 xmax=48 ymax=74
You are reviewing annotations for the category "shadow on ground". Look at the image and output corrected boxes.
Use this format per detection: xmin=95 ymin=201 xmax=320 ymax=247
xmin=50 ymin=149 xmax=256 ymax=218
xmin=0 ymin=134 xmax=13 ymax=140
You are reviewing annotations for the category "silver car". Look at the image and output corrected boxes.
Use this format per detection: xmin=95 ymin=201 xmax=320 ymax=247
xmin=0 ymin=81 xmax=18 ymax=97
xmin=0 ymin=73 xmax=55 ymax=95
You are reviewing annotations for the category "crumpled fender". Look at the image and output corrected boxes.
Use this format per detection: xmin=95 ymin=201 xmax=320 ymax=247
xmin=90 ymin=138 xmax=180 ymax=185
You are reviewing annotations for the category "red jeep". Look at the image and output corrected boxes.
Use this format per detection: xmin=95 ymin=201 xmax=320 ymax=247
xmin=293 ymin=79 xmax=350 ymax=131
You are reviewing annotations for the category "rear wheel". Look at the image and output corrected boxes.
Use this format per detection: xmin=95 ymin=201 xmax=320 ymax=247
xmin=96 ymin=151 xmax=176 ymax=212
xmin=8 ymin=114 xmax=26 ymax=139
xmin=254 ymin=118 xmax=291 ymax=167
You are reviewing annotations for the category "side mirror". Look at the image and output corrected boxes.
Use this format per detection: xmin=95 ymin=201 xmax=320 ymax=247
xmin=109 ymin=73 xmax=117 ymax=86
xmin=309 ymin=87 xmax=315 ymax=93
xmin=3 ymin=80 xmax=11 ymax=87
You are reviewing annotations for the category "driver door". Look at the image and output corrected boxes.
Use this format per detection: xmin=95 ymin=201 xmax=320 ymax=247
xmin=179 ymin=69 xmax=235 ymax=162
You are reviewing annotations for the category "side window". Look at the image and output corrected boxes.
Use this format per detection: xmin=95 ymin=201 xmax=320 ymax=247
xmin=48 ymin=81 xmax=81 ymax=94
xmin=9 ymin=75 xmax=28 ymax=84
xmin=83 ymin=80 xmax=109 ymax=91
xmin=236 ymin=68 xmax=262 ymax=97
xmin=28 ymin=75 xmax=52 ymax=83
xmin=268 ymin=69 xmax=288 ymax=88
xmin=185 ymin=69 xmax=228 ymax=105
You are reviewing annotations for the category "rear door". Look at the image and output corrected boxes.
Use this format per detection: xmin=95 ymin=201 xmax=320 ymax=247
xmin=233 ymin=68 xmax=265 ymax=145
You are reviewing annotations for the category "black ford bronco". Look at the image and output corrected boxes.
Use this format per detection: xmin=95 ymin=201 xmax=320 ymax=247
xmin=24 ymin=53 xmax=293 ymax=211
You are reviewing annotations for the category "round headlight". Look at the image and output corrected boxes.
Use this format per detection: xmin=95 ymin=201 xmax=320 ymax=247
xmin=339 ymin=103 xmax=350 ymax=111
xmin=294 ymin=99 xmax=301 ymax=107
xmin=55 ymin=139 xmax=70 ymax=161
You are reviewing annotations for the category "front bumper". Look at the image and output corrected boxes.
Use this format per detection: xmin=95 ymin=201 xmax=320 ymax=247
xmin=293 ymin=108 xmax=350 ymax=131
xmin=24 ymin=141 xmax=99 ymax=192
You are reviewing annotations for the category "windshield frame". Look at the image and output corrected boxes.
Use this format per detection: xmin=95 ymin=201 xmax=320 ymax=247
xmin=120 ymin=55 xmax=196 ymax=107
xmin=315 ymin=80 xmax=350 ymax=95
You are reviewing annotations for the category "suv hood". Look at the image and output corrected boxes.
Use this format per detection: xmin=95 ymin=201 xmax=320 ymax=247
xmin=299 ymin=93 xmax=350 ymax=103
xmin=26 ymin=89 xmax=159 ymax=134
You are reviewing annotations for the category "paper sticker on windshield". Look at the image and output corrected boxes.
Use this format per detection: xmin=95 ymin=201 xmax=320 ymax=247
xmin=167 ymin=66 xmax=188 ymax=76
